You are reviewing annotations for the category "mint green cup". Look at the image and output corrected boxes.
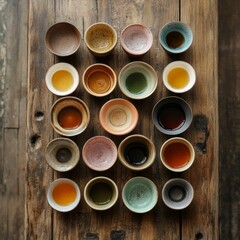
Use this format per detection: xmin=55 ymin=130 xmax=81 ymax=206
xmin=122 ymin=177 xmax=158 ymax=213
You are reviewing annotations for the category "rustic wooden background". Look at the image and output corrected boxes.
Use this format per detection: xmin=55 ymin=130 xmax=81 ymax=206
xmin=0 ymin=0 xmax=238 ymax=239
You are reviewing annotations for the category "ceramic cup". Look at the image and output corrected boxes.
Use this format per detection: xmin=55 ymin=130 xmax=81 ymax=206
xmin=162 ymin=178 xmax=194 ymax=210
xmin=159 ymin=21 xmax=193 ymax=54
xmin=82 ymin=136 xmax=117 ymax=171
xmin=45 ymin=22 xmax=81 ymax=56
xmin=45 ymin=62 xmax=79 ymax=96
xmin=118 ymin=61 xmax=158 ymax=99
xmin=162 ymin=61 xmax=196 ymax=93
xmin=84 ymin=176 xmax=118 ymax=211
xmin=45 ymin=138 xmax=80 ymax=172
xmin=118 ymin=134 xmax=156 ymax=171
xmin=160 ymin=137 xmax=195 ymax=172
xmin=82 ymin=63 xmax=117 ymax=97
xmin=120 ymin=23 xmax=153 ymax=57
xmin=152 ymin=96 xmax=192 ymax=135
xmin=122 ymin=177 xmax=158 ymax=213
xmin=84 ymin=22 xmax=117 ymax=57
xmin=99 ymin=98 xmax=138 ymax=135
xmin=47 ymin=178 xmax=81 ymax=212
xmin=50 ymin=97 xmax=90 ymax=137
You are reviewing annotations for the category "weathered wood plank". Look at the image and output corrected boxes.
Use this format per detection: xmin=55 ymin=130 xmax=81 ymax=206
xmin=180 ymin=0 xmax=218 ymax=239
xmin=219 ymin=0 xmax=240 ymax=239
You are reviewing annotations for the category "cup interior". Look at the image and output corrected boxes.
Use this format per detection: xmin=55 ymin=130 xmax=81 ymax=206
xmin=51 ymin=97 xmax=90 ymax=137
xmin=82 ymin=136 xmax=117 ymax=171
xmin=160 ymin=137 xmax=195 ymax=172
xmin=45 ymin=22 xmax=81 ymax=56
xmin=83 ymin=64 xmax=117 ymax=97
xmin=118 ymin=134 xmax=156 ymax=171
xmin=122 ymin=177 xmax=158 ymax=213
xmin=162 ymin=178 xmax=194 ymax=210
xmin=118 ymin=62 xmax=158 ymax=99
xmin=47 ymin=178 xmax=81 ymax=212
xmin=84 ymin=177 xmax=118 ymax=210
xmin=152 ymin=96 xmax=192 ymax=135
xmin=45 ymin=62 xmax=79 ymax=96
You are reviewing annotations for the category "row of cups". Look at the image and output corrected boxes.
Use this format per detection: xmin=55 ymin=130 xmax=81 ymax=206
xmin=47 ymin=176 xmax=194 ymax=213
xmin=45 ymin=21 xmax=193 ymax=57
xmin=45 ymin=60 xmax=196 ymax=98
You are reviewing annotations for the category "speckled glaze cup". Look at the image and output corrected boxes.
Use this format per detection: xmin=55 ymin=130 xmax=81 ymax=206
xmin=159 ymin=22 xmax=193 ymax=54
xmin=82 ymin=136 xmax=117 ymax=171
xmin=162 ymin=178 xmax=194 ymax=210
xmin=45 ymin=22 xmax=81 ymax=56
xmin=118 ymin=61 xmax=158 ymax=100
xmin=84 ymin=176 xmax=118 ymax=211
xmin=122 ymin=177 xmax=158 ymax=213
xmin=152 ymin=96 xmax=192 ymax=135
xmin=120 ymin=23 xmax=153 ymax=57
xmin=82 ymin=63 xmax=117 ymax=97
xmin=84 ymin=22 xmax=117 ymax=57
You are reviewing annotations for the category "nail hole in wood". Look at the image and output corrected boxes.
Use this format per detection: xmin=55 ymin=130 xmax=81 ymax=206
xmin=34 ymin=111 xmax=44 ymax=121
xmin=195 ymin=232 xmax=203 ymax=239
xmin=30 ymin=134 xmax=42 ymax=149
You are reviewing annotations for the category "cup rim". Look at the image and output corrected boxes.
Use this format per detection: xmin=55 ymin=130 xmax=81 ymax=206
xmin=47 ymin=178 xmax=81 ymax=212
xmin=160 ymin=137 xmax=195 ymax=172
xmin=82 ymin=63 xmax=117 ymax=97
xmin=84 ymin=176 xmax=119 ymax=211
xmin=118 ymin=134 xmax=156 ymax=171
xmin=45 ymin=62 xmax=79 ymax=96
xmin=162 ymin=61 xmax=196 ymax=93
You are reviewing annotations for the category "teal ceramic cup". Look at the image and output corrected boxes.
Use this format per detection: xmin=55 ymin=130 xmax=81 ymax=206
xmin=122 ymin=177 xmax=158 ymax=213
xmin=159 ymin=22 xmax=193 ymax=54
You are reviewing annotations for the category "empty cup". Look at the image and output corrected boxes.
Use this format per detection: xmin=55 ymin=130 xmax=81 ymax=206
xmin=84 ymin=22 xmax=117 ymax=57
xmin=159 ymin=21 xmax=193 ymax=54
xmin=84 ymin=176 xmax=118 ymax=210
xmin=162 ymin=61 xmax=196 ymax=93
xmin=152 ymin=96 xmax=192 ymax=135
xmin=118 ymin=61 xmax=158 ymax=99
xmin=47 ymin=178 xmax=81 ymax=212
xmin=118 ymin=134 xmax=156 ymax=171
xmin=45 ymin=22 xmax=81 ymax=56
xmin=120 ymin=23 xmax=153 ymax=57
xmin=45 ymin=62 xmax=79 ymax=96
xmin=45 ymin=138 xmax=80 ymax=172
xmin=162 ymin=178 xmax=194 ymax=210
xmin=160 ymin=137 xmax=195 ymax=172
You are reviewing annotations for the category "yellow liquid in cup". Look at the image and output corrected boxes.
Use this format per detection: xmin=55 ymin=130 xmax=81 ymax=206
xmin=52 ymin=182 xmax=77 ymax=206
xmin=52 ymin=70 xmax=73 ymax=91
xmin=167 ymin=68 xmax=189 ymax=89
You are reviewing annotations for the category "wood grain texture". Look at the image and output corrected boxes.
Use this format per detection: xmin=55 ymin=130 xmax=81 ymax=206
xmin=219 ymin=0 xmax=240 ymax=239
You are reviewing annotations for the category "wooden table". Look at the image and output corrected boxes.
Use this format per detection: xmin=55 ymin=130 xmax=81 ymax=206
xmin=26 ymin=0 xmax=218 ymax=239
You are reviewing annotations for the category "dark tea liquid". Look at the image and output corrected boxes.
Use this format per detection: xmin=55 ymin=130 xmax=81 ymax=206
xmin=56 ymin=148 xmax=72 ymax=163
xmin=90 ymin=182 xmax=113 ymax=205
xmin=166 ymin=31 xmax=185 ymax=49
xmin=158 ymin=103 xmax=185 ymax=130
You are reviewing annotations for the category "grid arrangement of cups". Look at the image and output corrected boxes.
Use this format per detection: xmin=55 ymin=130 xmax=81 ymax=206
xmin=45 ymin=21 xmax=195 ymax=213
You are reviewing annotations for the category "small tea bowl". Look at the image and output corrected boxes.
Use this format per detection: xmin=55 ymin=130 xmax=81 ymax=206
xmin=152 ymin=96 xmax=192 ymax=135
xmin=160 ymin=137 xmax=195 ymax=172
xmin=118 ymin=134 xmax=156 ymax=171
xmin=99 ymin=98 xmax=138 ymax=135
xmin=84 ymin=22 xmax=117 ymax=57
xmin=82 ymin=63 xmax=117 ymax=97
xmin=46 ymin=138 xmax=80 ymax=172
xmin=120 ymin=23 xmax=153 ymax=57
xmin=82 ymin=136 xmax=117 ymax=171
xmin=45 ymin=62 xmax=79 ymax=96
xmin=45 ymin=22 xmax=81 ymax=56
xmin=50 ymin=97 xmax=90 ymax=137
xmin=162 ymin=61 xmax=196 ymax=93
xmin=84 ymin=176 xmax=118 ymax=211
xmin=47 ymin=178 xmax=81 ymax=212
xmin=118 ymin=61 xmax=158 ymax=100
xmin=159 ymin=21 xmax=193 ymax=54
xmin=122 ymin=177 xmax=158 ymax=213
xmin=162 ymin=178 xmax=194 ymax=210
